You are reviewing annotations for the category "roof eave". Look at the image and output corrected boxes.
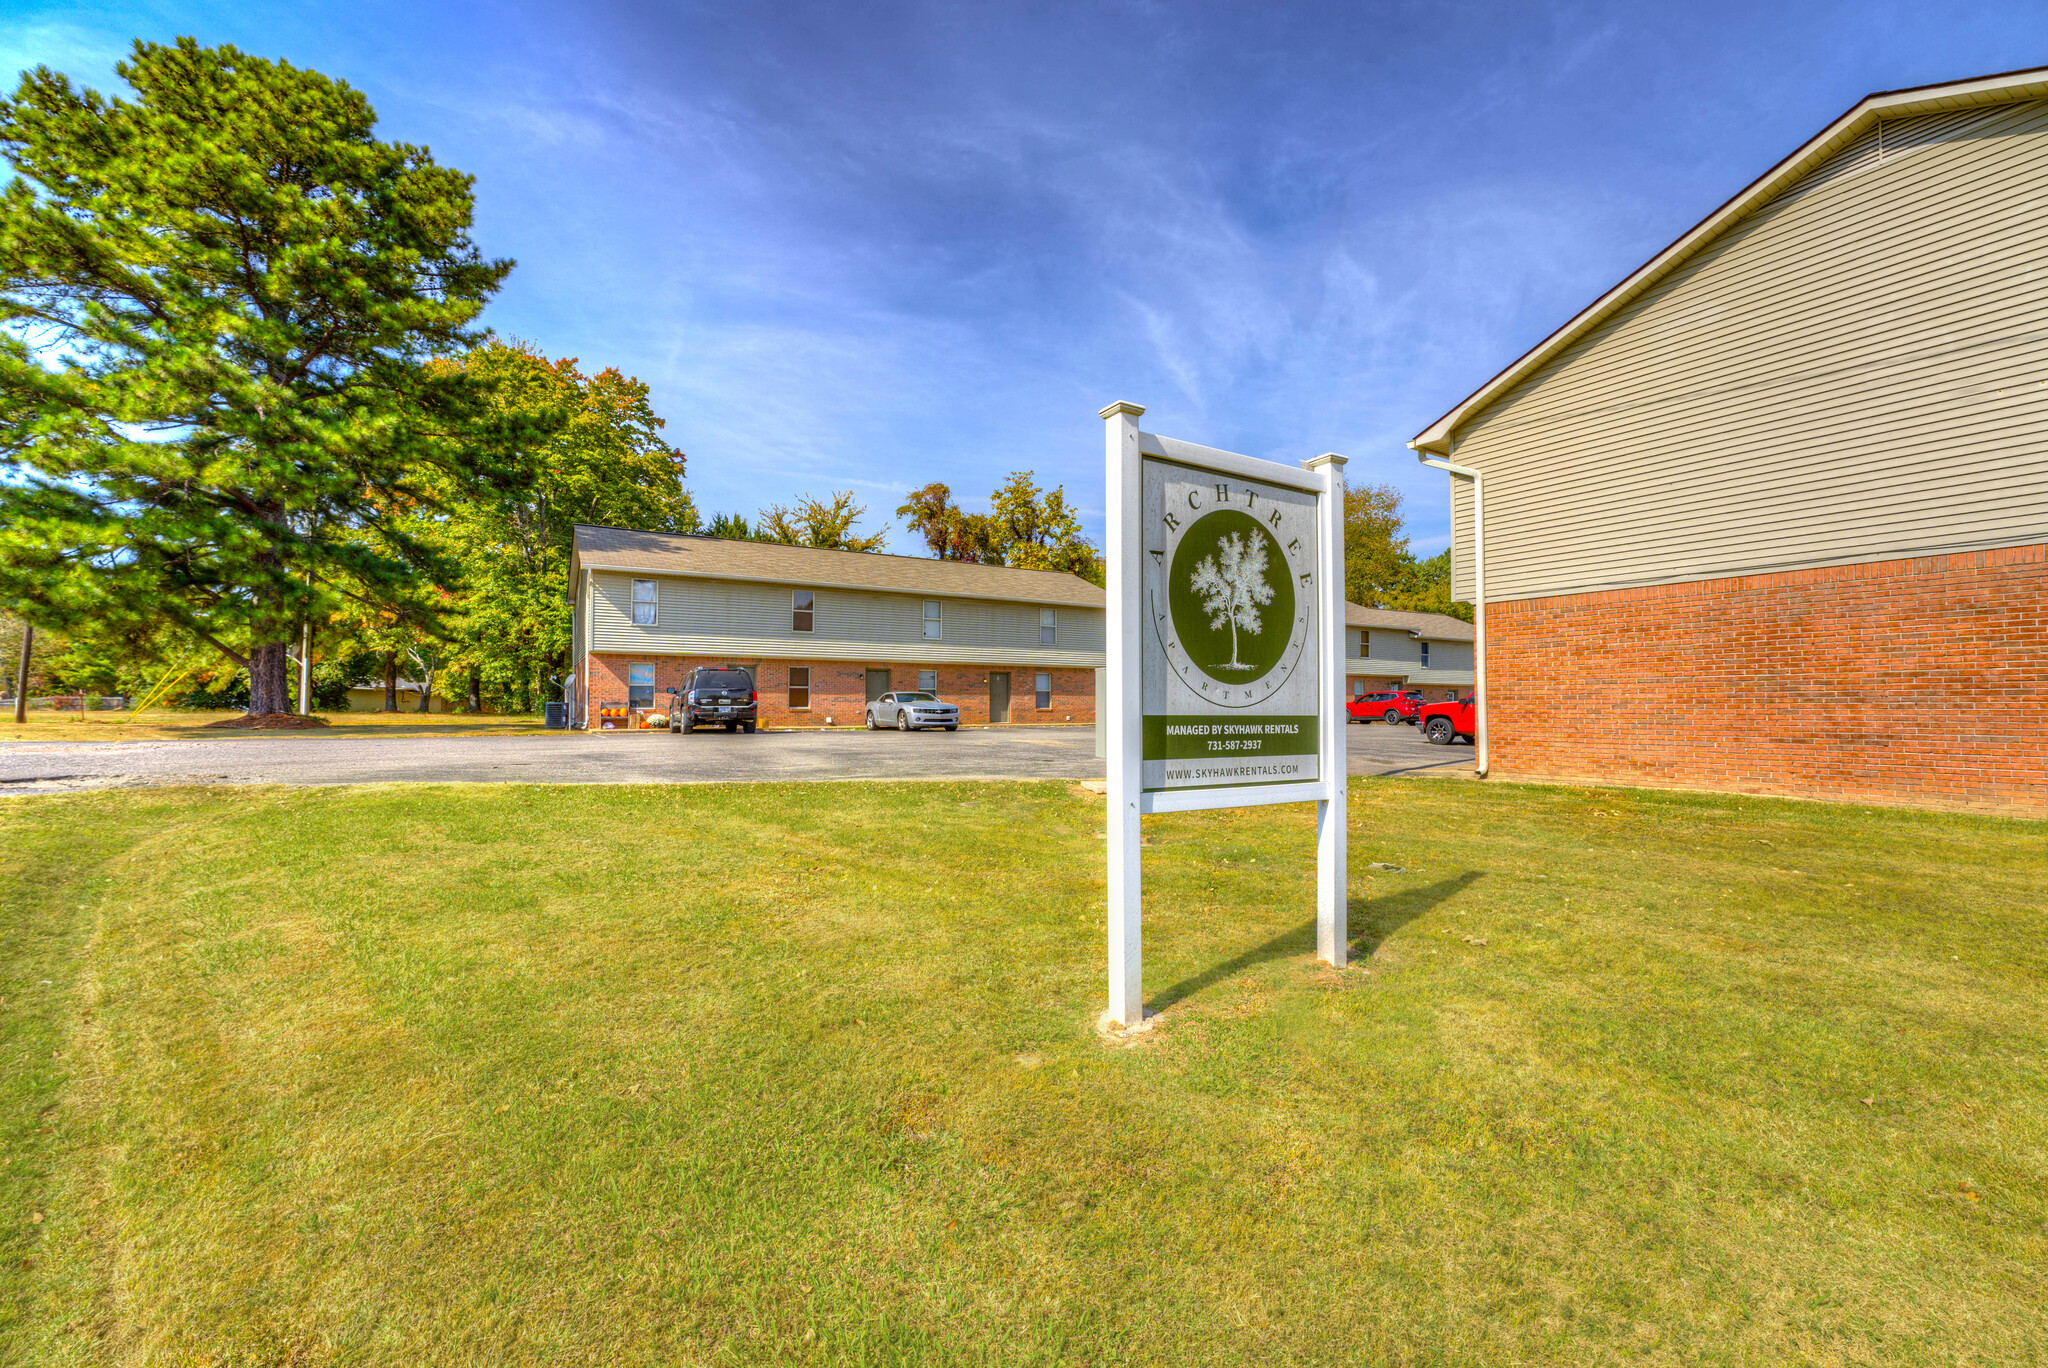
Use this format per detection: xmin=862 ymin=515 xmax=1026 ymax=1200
xmin=1408 ymin=65 xmax=2048 ymax=455
xmin=576 ymin=561 xmax=1104 ymax=608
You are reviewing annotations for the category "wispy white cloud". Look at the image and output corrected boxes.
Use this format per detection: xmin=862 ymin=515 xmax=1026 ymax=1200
xmin=9 ymin=0 xmax=2048 ymax=556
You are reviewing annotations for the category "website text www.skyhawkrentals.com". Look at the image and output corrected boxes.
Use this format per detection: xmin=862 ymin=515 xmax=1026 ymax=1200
xmin=1164 ymin=758 xmax=1312 ymax=783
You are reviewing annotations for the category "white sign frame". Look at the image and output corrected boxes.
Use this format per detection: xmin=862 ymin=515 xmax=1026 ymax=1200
xmin=1102 ymin=401 xmax=1348 ymax=1029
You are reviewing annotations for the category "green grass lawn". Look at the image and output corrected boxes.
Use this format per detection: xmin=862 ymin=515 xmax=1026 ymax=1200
xmin=2 ymin=779 xmax=2043 ymax=1366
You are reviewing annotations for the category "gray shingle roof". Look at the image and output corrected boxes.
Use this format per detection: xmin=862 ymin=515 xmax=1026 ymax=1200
xmin=572 ymin=524 xmax=1105 ymax=608
xmin=1344 ymin=603 xmax=1475 ymax=641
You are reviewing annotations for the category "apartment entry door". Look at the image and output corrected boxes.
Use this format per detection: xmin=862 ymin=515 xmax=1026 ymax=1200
xmin=865 ymin=669 xmax=891 ymax=705
xmin=988 ymin=671 xmax=1010 ymax=724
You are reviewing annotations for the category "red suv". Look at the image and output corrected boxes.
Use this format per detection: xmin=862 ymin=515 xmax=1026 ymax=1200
xmin=1419 ymin=695 xmax=1476 ymax=745
xmin=1347 ymin=689 xmax=1423 ymax=725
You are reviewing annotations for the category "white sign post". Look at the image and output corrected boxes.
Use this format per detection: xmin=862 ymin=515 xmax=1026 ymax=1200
xmin=1101 ymin=401 xmax=1348 ymax=1029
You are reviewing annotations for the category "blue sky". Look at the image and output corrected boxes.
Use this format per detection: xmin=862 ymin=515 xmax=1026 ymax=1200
xmin=4 ymin=1 xmax=2045 ymax=554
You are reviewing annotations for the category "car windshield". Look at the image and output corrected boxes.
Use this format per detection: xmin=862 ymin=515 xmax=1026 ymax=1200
xmin=898 ymin=692 xmax=938 ymax=702
xmin=698 ymin=671 xmax=751 ymax=689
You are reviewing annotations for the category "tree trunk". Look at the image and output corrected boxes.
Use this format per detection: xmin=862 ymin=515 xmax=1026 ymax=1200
xmin=466 ymin=663 xmax=481 ymax=714
xmin=248 ymin=640 xmax=292 ymax=715
xmin=383 ymin=652 xmax=397 ymax=712
xmin=518 ymin=672 xmax=532 ymax=716
xmin=416 ymin=667 xmax=434 ymax=713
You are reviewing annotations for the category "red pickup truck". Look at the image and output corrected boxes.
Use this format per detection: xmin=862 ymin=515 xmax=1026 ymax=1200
xmin=1419 ymin=695 xmax=1476 ymax=745
xmin=1347 ymin=689 xmax=1422 ymax=725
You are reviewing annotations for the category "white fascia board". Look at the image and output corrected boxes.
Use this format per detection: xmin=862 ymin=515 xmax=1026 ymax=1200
xmin=1409 ymin=66 xmax=2048 ymax=455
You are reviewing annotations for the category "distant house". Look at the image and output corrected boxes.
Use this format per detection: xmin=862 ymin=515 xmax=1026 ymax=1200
xmin=566 ymin=525 xmax=1107 ymax=728
xmin=1345 ymin=605 xmax=1473 ymax=701
xmin=1410 ymin=68 xmax=2048 ymax=812
xmin=342 ymin=680 xmax=474 ymax=714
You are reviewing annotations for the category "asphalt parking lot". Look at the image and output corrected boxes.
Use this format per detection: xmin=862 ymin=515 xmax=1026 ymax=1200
xmin=0 ymin=720 xmax=1471 ymax=793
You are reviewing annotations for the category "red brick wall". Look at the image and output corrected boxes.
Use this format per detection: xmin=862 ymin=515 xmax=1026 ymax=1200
xmin=1487 ymin=544 xmax=2047 ymax=812
xmin=584 ymin=655 xmax=1096 ymax=728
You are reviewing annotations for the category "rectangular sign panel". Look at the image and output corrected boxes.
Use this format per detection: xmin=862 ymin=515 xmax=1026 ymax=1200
xmin=1101 ymin=401 xmax=1348 ymax=1032
xmin=1140 ymin=458 xmax=1322 ymax=792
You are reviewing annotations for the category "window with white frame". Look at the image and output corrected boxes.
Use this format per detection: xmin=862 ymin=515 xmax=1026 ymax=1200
xmin=918 ymin=669 xmax=937 ymax=693
xmin=788 ymin=666 xmax=810 ymax=710
xmin=1419 ymin=641 xmax=1431 ymax=669
xmin=922 ymin=600 xmax=942 ymax=639
xmin=1040 ymin=607 xmax=1056 ymax=645
xmin=792 ymin=590 xmax=814 ymax=632
xmin=627 ymin=663 xmax=655 ymax=708
xmin=1035 ymin=672 xmax=1051 ymax=709
xmin=630 ymin=579 xmax=658 ymax=626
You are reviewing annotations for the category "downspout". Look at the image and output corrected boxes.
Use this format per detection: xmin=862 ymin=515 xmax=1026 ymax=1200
xmin=1413 ymin=451 xmax=1488 ymax=778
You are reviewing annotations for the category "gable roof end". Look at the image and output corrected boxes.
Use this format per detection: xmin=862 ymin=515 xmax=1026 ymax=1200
xmin=1409 ymin=65 xmax=2048 ymax=455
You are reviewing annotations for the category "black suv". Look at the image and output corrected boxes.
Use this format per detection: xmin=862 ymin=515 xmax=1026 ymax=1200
xmin=670 ymin=667 xmax=758 ymax=733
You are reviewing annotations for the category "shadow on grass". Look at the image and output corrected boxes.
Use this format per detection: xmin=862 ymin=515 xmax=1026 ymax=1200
xmin=1146 ymin=870 xmax=1483 ymax=1014
xmin=1351 ymin=871 xmax=1483 ymax=959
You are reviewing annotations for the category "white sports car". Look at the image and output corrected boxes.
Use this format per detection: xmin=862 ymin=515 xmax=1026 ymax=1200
xmin=866 ymin=691 xmax=960 ymax=731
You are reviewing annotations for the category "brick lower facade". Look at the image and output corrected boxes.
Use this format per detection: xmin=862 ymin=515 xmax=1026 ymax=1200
xmin=1487 ymin=544 xmax=2047 ymax=813
xmin=583 ymin=654 xmax=1096 ymax=729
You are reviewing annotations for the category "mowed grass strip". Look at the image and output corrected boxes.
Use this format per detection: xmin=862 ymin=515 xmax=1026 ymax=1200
xmin=1 ymin=779 xmax=2043 ymax=1366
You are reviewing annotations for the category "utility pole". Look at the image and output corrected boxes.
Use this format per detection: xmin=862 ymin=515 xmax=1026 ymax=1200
xmin=299 ymin=618 xmax=313 ymax=715
xmin=13 ymin=623 xmax=31 ymax=725
xmin=298 ymin=563 xmax=315 ymax=715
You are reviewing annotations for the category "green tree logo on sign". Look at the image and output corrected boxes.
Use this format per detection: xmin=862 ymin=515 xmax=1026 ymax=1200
xmin=1188 ymin=531 xmax=1272 ymax=671
xmin=1168 ymin=509 xmax=1295 ymax=685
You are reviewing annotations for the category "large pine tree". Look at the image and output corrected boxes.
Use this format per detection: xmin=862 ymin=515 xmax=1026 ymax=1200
xmin=0 ymin=38 xmax=513 ymax=713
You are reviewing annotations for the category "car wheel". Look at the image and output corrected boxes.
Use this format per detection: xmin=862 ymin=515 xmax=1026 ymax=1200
xmin=897 ymin=710 xmax=912 ymax=732
xmin=682 ymin=717 xmax=694 ymax=734
xmin=865 ymin=711 xmax=878 ymax=730
xmin=742 ymin=721 xmax=756 ymax=734
xmin=1424 ymin=717 xmax=1453 ymax=745
xmin=1383 ymin=709 xmax=1401 ymax=724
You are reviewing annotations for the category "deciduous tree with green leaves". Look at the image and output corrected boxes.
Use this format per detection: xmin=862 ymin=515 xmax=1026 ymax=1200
xmin=895 ymin=473 xmax=1104 ymax=584
xmin=1342 ymin=482 xmax=1411 ymax=608
xmin=434 ymin=340 xmax=698 ymax=712
xmin=756 ymin=491 xmax=887 ymax=552
xmin=0 ymin=38 xmax=513 ymax=715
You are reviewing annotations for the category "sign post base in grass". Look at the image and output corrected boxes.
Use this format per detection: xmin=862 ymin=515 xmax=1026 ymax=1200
xmin=1101 ymin=401 xmax=1348 ymax=1030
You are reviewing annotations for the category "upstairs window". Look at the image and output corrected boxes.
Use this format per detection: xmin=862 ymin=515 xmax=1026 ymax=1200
xmin=918 ymin=669 xmax=937 ymax=692
xmin=627 ymin=663 xmax=655 ymax=708
xmin=923 ymin=600 xmax=942 ymax=639
xmin=631 ymin=579 xmax=658 ymax=626
xmin=1040 ymin=607 xmax=1056 ymax=645
xmin=793 ymin=590 xmax=814 ymax=632
xmin=788 ymin=666 xmax=810 ymax=710
xmin=1419 ymin=641 xmax=1431 ymax=669
xmin=1035 ymin=672 xmax=1052 ymax=709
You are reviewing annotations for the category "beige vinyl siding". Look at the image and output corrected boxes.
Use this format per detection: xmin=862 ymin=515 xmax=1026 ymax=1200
xmin=1367 ymin=631 xmax=1424 ymax=666
xmin=588 ymin=573 xmax=1106 ymax=667
xmin=1345 ymin=629 xmax=1474 ymax=683
xmin=1449 ymin=477 xmax=1476 ymax=603
xmin=1446 ymin=97 xmax=2048 ymax=603
xmin=1346 ymin=660 xmax=1475 ymax=688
